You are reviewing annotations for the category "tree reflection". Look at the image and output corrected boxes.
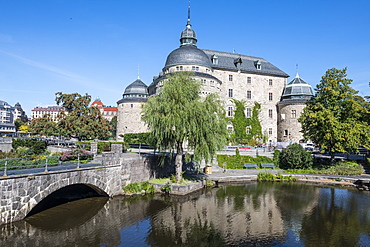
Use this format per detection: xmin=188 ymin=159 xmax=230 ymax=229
xmin=300 ymin=188 xmax=368 ymax=247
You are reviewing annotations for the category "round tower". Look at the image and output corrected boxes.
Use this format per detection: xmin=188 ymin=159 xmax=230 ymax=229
xmin=277 ymin=72 xmax=314 ymax=143
xmin=116 ymin=78 xmax=148 ymax=141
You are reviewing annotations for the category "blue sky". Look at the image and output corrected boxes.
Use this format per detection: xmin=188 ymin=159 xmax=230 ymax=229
xmin=1 ymin=0 xmax=369 ymax=115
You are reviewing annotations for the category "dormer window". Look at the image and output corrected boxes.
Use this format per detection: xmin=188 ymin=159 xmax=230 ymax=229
xmin=255 ymin=60 xmax=262 ymax=70
xmin=212 ymin=54 xmax=218 ymax=65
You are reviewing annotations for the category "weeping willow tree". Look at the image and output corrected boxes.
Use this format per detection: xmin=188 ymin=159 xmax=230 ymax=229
xmin=141 ymin=72 xmax=228 ymax=182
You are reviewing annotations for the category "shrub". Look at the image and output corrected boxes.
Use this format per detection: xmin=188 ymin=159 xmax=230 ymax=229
xmin=60 ymin=148 xmax=93 ymax=162
xmin=279 ymin=143 xmax=313 ymax=170
xmin=12 ymin=138 xmax=47 ymax=155
xmin=273 ymin=150 xmax=280 ymax=168
xmin=217 ymin=154 xmax=273 ymax=169
xmin=124 ymin=133 xmax=152 ymax=144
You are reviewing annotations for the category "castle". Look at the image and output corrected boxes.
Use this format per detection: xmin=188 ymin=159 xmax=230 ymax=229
xmin=116 ymin=8 xmax=314 ymax=145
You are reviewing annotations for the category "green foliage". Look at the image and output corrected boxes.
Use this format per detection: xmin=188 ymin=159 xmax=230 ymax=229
xmin=160 ymin=182 xmax=172 ymax=194
xmin=299 ymin=68 xmax=370 ymax=163
xmin=229 ymin=100 xmax=263 ymax=145
xmin=286 ymin=160 xmax=363 ymax=176
xmin=109 ymin=116 xmax=117 ymax=137
xmin=142 ymin=72 xmax=228 ymax=182
xmin=217 ymin=154 xmax=273 ymax=169
xmin=257 ymin=171 xmax=297 ymax=181
xmin=30 ymin=114 xmax=58 ymax=136
xmin=230 ymin=99 xmax=248 ymax=143
xmin=124 ymin=132 xmax=152 ymax=144
xmin=279 ymin=143 xmax=313 ymax=170
xmin=12 ymin=138 xmax=47 ymax=155
xmin=273 ymin=150 xmax=281 ymax=168
xmin=0 ymin=155 xmax=60 ymax=170
xmin=246 ymin=102 xmax=263 ymax=140
xmin=55 ymin=92 xmax=111 ymax=141
xmin=122 ymin=181 xmax=156 ymax=194
xmin=205 ymin=179 xmax=214 ymax=187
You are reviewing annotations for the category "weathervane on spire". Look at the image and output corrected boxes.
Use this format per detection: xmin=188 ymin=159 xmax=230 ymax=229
xmin=296 ymin=63 xmax=300 ymax=78
xmin=138 ymin=65 xmax=140 ymax=79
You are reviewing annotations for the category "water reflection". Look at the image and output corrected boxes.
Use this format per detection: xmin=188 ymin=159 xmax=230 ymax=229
xmin=0 ymin=183 xmax=369 ymax=246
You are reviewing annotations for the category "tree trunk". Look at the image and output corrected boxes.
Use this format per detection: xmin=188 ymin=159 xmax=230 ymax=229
xmin=330 ymin=152 xmax=335 ymax=165
xmin=175 ymin=141 xmax=183 ymax=183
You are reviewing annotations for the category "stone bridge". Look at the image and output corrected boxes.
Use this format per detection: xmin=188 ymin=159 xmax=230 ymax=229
xmin=0 ymin=153 xmax=174 ymax=225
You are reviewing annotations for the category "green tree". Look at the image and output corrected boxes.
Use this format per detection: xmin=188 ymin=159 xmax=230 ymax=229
xmin=141 ymin=72 xmax=228 ymax=182
xmin=109 ymin=115 xmax=117 ymax=137
xmin=30 ymin=114 xmax=57 ymax=136
xmin=14 ymin=118 xmax=25 ymax=131
xmin=299 ymin=68 xmax=370 ymax=164
xmin=279 ymin=143 xmax=313 ymax=169
xmin=55 ymin=92 xmax=110 ymax=141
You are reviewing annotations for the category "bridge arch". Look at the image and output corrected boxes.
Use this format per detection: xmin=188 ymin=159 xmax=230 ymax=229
xmin=4 ymin=166 xmax=123 ymax=224
xmin=26 ymin=183 xmax=109 ymax=218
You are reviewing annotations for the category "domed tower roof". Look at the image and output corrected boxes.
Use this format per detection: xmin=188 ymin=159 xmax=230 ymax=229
xmin=92 ymin=97 xmax=104 ymax=106
xmin=117 ymin=77 xmax=148 ymax=104
xmin=164 ymin=5 xmax=211 ymax=70
xmin=180 ymin=5 xmax=197 ymax=47
xmin=281 ymin=73 xmax=314 ymax=101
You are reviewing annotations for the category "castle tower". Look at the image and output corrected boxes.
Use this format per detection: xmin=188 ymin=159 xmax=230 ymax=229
xmin=116 ymin=77 xmax=148 ymax=141
xmin=277 ymin=72 xmax=314 ymax=143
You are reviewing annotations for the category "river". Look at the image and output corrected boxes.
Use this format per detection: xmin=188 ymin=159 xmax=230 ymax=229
xmin=1 ymin=182 xmax=369 ymax=246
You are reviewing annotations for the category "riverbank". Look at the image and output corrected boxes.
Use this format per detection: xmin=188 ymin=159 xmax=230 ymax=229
xmin=201 ymin=166 xmax=370 ymax=189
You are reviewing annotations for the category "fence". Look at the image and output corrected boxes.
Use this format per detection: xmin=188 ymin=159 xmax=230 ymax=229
xmin=0 ymin=153 xmax=95 ymax=177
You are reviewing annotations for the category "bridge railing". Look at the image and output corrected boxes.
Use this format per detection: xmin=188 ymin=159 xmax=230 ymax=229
xmin=0 ymin=154 xmax=95 ymax=177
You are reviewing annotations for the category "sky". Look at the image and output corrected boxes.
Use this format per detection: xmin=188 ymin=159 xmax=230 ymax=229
xmin=1 ymin=0 xmax=369 ymax=115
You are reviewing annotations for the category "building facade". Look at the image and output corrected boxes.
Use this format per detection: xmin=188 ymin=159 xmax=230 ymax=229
xmin=31 ymin=106 xmax=64 ymax=122
xmin=117 ymin=9 xmax=313 ymax=144
xmin=91 ymin=97 xmax=118 ymax=121
xmin=0 ymin=100 xmax=28 ymax=134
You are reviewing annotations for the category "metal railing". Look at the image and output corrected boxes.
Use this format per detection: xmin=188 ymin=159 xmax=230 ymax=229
xmin=0 ymin=154 xmax=97 ymax=177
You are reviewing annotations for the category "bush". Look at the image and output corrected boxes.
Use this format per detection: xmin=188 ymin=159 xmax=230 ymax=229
xmin=217 ymin=154 xmax=273 ymax=169
xmin=12 ymin=138 xmax=47 ymax=155
xmin=273 ymin=150 xmax=280 ymax=168
xmin=60 ymin=148 xmax=93 ymax=162
xmin=279 ymin=143 xmax=313 ymax=170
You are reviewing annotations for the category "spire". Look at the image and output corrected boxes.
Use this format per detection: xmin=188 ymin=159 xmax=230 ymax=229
xmin=180 ymin=1 xmax=197 ymax=47
xmin=187 ymin=1 xmax=191 ymax=26
xmin=137 ymin=65 xmax=140 ymax=79
xmin=295 ymin=64 xmax=300 ymax=78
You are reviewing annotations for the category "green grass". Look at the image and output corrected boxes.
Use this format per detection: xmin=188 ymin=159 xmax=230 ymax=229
xmin=285 ymin=161 xmax=363 ymax=176
xmin=257 ymin=171 xmax=297 ymax=182
xmin=122 ymin=181 xmax=156 ymax=194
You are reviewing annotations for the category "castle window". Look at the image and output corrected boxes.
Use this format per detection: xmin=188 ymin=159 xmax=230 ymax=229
xmin=269 ymin=109 xmax=273 ymax=118
xmin=212 ymin=55 xmax=218 ymax=65
xmin=291 ymin=110 xmax=297 ymax=118
xmin=269 ymin=93 xmax=273 ymax=101
xmin=130 ymin=104 xmax=133 ymax=108
xmin=229 ymin=75 xmax=233 ymax=81
xmin=180 ymin=66 xmax=183 ymax=71
xmin=246 ymin=127 xmax=251 ymax=134
xmin=246 ymin=108 xmax=252 ymax=118
xmin=192 ymin=66 xmax=199 ymax=71
xmin=246 ymin=90 xmax=251 ymax=99
xmin=227 ymin=106 xmax=233 ymax=117
xmin=228 ymin=126 xmax=233 ymax=134
xmin=255 ymin=60 xmax=262 ymax=70
xmin=228 ymin=89 xmax=233 ymax=98
xmin=284 ymin=130 xmax=288 ymax=136
xmin=269 ymin=79 xmax=273 ymax=86
xmin=269 ymin=128 xmax=273 ymax=136
xmin=247 ymin=77 xmax=251 ymax=84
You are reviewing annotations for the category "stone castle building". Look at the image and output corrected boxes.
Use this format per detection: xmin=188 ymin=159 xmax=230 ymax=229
xmin=116 ymin=8 xmax=314 ymax=144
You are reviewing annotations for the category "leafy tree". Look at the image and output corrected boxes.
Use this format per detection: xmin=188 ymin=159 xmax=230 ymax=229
xmin=12 ymin=138 xmax=47 ymax=155
xmin=299 ymin=68 xmax=370 ymax=164
xmin=18 ymin=124 xmax=29 ymax=133
xmin=30 ymin=114 xmax=58 ymax=136
xmin=247 ymin=102 xmax=263 ymax=141
xmin=55 ymin=92 xmax=110 ymax=141
xmin=142 ymin=72 xmax=228 ymax=182
xmin=14 ymin=119 xmax=25 ymax=131
xmin=109 ymin=115 xmax=117 ymax=137
xmin=279 ymin=143 xmax=313 ymax=169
